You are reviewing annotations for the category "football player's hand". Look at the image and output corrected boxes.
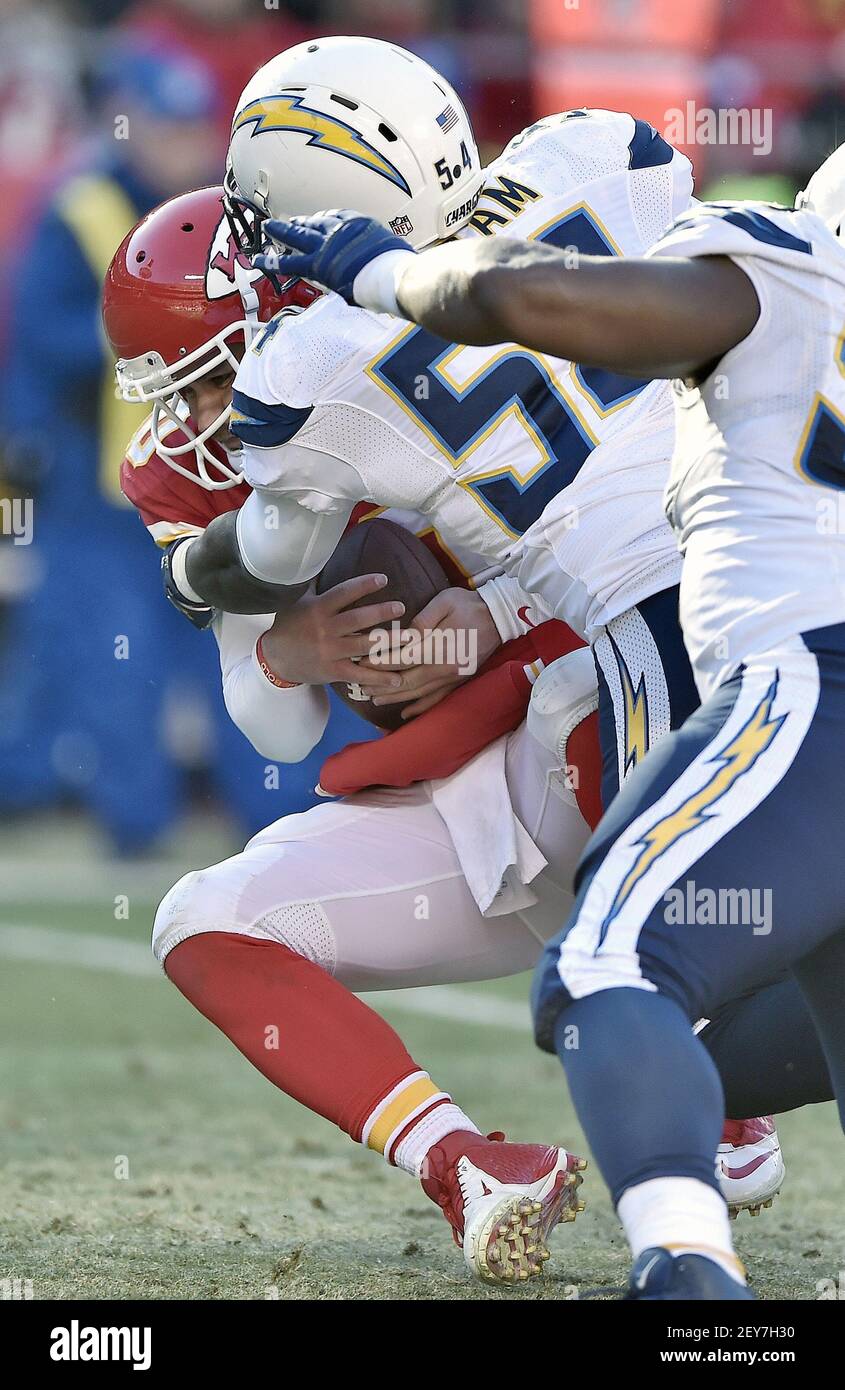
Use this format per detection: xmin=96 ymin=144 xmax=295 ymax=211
xmin=356 ymin=586 xmax=502 ymax=719
xmin=254 ymin=211 xmax=414 ymax=306
xmin=259 ymin=574 xmax=406 ymax=688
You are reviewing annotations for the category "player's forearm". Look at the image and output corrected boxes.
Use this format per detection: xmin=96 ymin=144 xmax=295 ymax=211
xmin=391 ymin=239 xmax=540 ymax=345
xmin=395 ymin=242 xmax=759 ymax=379
xmin=216 ymin=610 xmax=330 ymax=762
xmin=183 ymin=512 xmax=306 ymax=613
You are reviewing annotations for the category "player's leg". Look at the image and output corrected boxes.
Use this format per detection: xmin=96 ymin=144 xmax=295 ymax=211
xmin=156 ymin=781 xmax=586 ymax=1282
xmin=792 ymin=927 xmax=845 ymax=1132
xmin=697 ymin=977 xmax=831 ymax=1217
xmin=593 ymin=586 xmax=802 ymax=1210
xmin=699 ymin=980 xmax=833 ymax=1118
xmin=533 ymin=635 xmax=845 ymax=1297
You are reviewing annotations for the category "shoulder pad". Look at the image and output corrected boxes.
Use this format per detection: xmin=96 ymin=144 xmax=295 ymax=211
xmin=650 ymin=201 xmax=815 ymax=262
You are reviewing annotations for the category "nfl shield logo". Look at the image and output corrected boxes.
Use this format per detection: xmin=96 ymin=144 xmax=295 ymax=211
xmin=389 ymin=214 xmax=414 ymax=237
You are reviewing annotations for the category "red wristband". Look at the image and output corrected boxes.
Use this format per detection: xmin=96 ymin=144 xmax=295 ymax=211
xmin=255 ymin=634 xmax=300 ymax=689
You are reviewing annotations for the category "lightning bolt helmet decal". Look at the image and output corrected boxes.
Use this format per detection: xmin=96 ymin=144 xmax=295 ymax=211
xmin=231 ymin=93 xmax=412 ymax=198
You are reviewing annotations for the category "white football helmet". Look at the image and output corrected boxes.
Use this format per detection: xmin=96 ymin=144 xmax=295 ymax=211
xmin=796 ymin=140 xmax=845 ymax=243
xmin=225 ymin=35 xmax=483 ymax=254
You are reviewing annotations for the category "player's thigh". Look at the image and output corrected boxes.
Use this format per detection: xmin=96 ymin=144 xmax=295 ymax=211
xmin=152 ymin=786 xmax=542 ymax=989
xmin=534 ymin=638 xmax=845 ymax=1048
xmin=593 ymin=584 xmax=700 ymax=806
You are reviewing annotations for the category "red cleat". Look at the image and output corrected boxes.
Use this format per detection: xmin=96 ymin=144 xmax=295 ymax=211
xmin=718 ymin=1115 xmax=785 ymax=1217
xmin=421 ymin=1130 xmax=587 ymax=1284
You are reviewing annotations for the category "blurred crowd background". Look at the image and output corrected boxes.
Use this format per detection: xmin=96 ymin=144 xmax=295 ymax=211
xmin=0 ymin=0 xmax=842 ymax=857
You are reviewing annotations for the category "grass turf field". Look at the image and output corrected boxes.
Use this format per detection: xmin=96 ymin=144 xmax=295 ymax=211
xmin=2 ymin=816 xmax=844 ymax=1302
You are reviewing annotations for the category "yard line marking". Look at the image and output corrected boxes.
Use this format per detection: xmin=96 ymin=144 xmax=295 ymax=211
xmin=0 ymin=923 xmax=155 ymax=976
xmin=0 ymin=924 xmax=532 ymax=1033
xmin=378 ymin=984 xmax=529 ymax=1032
xmin=0 ymin=863 xmax=192 ymax=903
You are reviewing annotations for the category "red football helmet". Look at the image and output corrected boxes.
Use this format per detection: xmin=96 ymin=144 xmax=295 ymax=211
xmin=103 ymin=185 xmax=320 ymax=490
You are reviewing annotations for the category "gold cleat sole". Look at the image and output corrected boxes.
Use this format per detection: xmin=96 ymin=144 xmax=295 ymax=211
xmin=728 ymin=1192 xmax=778 ymax=1220
xmin=479 ymin=1159 xmax=587 ymax=1285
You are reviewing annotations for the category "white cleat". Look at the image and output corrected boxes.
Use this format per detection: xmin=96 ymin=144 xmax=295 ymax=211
xmin=422 ymin=1133 xmax=587 ymax=1285
xmin=718 ymin=1116 xmax=785 ymax=1217
xmin=457 ymin=1143 xmax=587 ymax=1285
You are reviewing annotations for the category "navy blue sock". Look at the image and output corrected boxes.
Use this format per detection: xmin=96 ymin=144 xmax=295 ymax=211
xmin=553 ymin=987 xmax=725 ymax=1206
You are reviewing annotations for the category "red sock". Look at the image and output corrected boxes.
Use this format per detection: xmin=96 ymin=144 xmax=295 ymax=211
xmin=165 ymin=932 xmax=460 ymax=1155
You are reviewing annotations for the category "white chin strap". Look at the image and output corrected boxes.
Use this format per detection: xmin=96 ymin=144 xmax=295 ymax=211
xmin=150 ymin=397 xmax=244 ymax=491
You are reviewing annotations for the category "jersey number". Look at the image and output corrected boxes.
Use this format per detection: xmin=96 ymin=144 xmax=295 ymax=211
xmin=368 ymin=209 xmax=650 ymax=536
xmin=795 ymin=331 xmax=845 ymax=491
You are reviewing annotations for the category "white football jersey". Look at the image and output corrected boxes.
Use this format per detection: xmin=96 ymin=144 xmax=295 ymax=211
xmin=648 ymin=201 xmax=845 ymax=696
xmin=232 ymin=109 xmax=694 ymax=630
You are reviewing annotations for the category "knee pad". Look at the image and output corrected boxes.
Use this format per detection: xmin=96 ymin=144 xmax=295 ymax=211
xmin=152 ymin=868 xmax=220 ymax=966
xmin=533 ymin=925 xmax=692 ymax=1052
xmin=152 ymin=863 xmax=337 ymax=975
xmin=528 ymin=648 xmax=602 ymax=829
xmin=527 ymin=647 xmax=598 ymax=764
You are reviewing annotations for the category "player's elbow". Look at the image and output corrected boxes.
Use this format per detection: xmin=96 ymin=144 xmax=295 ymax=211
xmin=223 ymin=678 xmax=329 ymax=764
xmin=224 ymin=700 xmax=318 ymax=763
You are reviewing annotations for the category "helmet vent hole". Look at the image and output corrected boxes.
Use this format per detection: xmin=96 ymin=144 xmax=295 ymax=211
xmin=181 ymin=222 xmax=194 ymax=232
xmin=136 ymin=251 xmax=146 ymax=263
xmin=378 ymin=122 xmax=398 ymax=142
xmin=307 ymin=44 xmax=319 ymax=53
xmin=331 ymin=94 xmax=358 ymax=111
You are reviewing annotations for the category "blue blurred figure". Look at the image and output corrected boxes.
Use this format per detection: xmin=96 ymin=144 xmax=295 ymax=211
xmin=0 ymin=41 xmax=225 ymax=852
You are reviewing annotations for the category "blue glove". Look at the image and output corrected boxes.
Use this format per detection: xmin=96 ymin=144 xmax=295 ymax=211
xmin=254 ymin=211 xmax=413 ymax=304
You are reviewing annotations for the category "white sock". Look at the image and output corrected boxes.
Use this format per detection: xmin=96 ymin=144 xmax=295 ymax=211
xmin=393 ymin=1104 xmax=479 ymax=1178
xmin=618 ymin=1176 xmax=745 ymax=1284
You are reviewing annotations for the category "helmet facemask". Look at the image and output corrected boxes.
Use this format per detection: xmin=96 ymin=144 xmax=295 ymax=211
xmin=106 ymin=183 xmax=321 ymax=492
xmin=222 ymin=161 xmax=292 ymax=295
xmin=115 ymin=320 xmax=251 ymax=491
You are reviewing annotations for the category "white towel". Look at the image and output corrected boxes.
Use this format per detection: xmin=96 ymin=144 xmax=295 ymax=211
xmin=431 ymin=734 xmax=547 ymax=917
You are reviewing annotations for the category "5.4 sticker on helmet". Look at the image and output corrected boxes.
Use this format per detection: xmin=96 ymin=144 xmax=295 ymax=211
xmin=434 ymin=141 xmax=474 ymax=191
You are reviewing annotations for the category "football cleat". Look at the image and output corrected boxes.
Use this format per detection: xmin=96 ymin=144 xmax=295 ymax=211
xmin=625 ymin=1247 xmax=756 ymax=1300
xmin=717 ymin=1115 xmax=784 ymax=1217
xmin=421 ymin=1130 xmax=587 ymax=1285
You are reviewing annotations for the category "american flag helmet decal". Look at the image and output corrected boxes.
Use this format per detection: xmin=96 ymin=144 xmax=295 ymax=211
xmin=436 ymin=105 xmax=459 ymax=134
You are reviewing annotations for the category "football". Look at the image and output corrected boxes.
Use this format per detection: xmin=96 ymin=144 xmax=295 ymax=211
xmin=316 ymin=517 xmax=450 ymax=730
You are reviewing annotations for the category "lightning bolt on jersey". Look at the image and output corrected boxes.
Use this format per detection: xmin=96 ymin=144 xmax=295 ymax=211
xmin=231 ymin=109 xmax=694 ymax=625
xmin=648 ymin=201 xmax=845 ymax=696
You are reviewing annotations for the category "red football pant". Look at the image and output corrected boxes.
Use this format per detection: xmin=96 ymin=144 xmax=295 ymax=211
xmin=165 ymin=931 xmax=434 ymax=1146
